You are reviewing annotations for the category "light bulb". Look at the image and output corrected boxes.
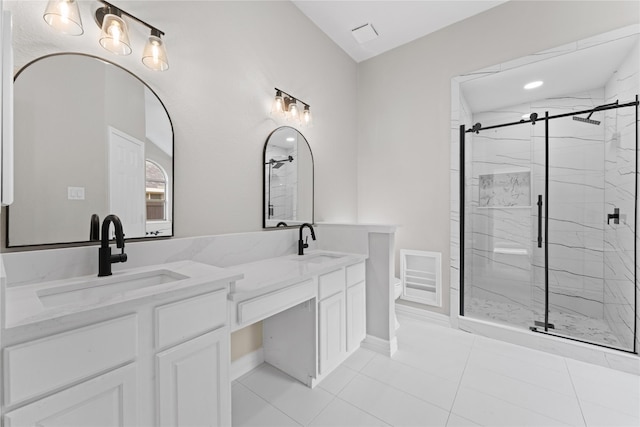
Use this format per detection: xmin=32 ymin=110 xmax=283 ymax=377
xmin=302 ymin=105 xmax=312 ymax=126
xmin=43 ymin=0 xmax=83 ymax=35
xmin=143 ymin=33 xmax=169 ymax=71
xmin=99 ymin=12 xmax=132 ymax=55
xmin=271 ymin=91 xmax=285 ymax=117
xmin=287 ymin=99 xmax=300 ymax=123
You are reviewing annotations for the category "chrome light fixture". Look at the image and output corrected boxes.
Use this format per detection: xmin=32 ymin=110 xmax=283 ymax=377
xmin=271 ymin=88 xmax=311 ymax=127
xmin=43 ymin=0 xmax=84 ymax=36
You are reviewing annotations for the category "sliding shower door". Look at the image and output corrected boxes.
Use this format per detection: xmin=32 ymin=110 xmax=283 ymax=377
xmin=461 ymin=99 xmax=638 ymax=353
xmin=544 ymin=104 xmax=637 ymax=351
xmin=462 ymin=118 xmax=542 ymax=330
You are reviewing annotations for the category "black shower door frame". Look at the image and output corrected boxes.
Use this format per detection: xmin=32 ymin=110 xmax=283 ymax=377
xmin=459 ymin=96 xmax=639 ymax=354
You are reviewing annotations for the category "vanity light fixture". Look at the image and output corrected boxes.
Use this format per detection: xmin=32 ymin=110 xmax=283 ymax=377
xmin=524 ymin=80 xmax=543 ymax=90
xmin=94 ymin=1 xmax=168 ymax=70
xmin=44 ymin=0 xmax=169 ymax=71
xmin=43 ymin=0 xmax=84 ymax=36
xmin=271 ymin=88 xmax=312 ymax=127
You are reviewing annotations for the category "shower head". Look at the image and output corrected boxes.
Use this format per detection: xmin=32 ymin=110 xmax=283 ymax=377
xmin=572 ymin=115 xmax=601 ymax=125
xmin=272 ymin=162 xmax=285 ymax=169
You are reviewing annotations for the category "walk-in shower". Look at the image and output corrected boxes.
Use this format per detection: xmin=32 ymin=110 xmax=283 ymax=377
xmin=459 ymin=96 xmax=638 ymax=353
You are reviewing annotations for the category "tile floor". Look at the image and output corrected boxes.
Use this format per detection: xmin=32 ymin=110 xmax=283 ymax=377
xmin=232 ymin=314 xmax=640 ymax=426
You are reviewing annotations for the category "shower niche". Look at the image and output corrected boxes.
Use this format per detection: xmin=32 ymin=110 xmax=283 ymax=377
xmin=454 ymin=25 xmax=639 ymax=353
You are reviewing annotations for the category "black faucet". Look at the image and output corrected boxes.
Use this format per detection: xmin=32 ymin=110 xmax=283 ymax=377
xmin=298 ymin=223 xmax=316 ymax=255
xmin=98 ymin=214 xmax=128 ymax=277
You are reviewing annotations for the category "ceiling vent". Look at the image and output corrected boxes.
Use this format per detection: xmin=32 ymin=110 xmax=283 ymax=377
xmin=351 ymin=23 xmax=378 ymax=44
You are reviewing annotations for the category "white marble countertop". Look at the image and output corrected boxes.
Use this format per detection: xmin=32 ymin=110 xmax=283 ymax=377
xmin=5 ymin=260 xmax=243 ymax=328
xmin=227 ymin=250 xmax=367 ymax=302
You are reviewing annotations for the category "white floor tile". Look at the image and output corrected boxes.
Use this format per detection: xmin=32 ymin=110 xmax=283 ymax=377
xmin=239 ymin=364 xmax=334 ymax=425
xmin=318 ymin=364 xmax=358 ymax=395
xmin=342 ymin=348 xmax=377 ymax=372
xmin=338 ymin=374 xmax=450 ymax=427
xmin=309 ymin=398 xmax=391 ymax=427
xmin=466 ymin=345 xmax=575 ymax=396
xmin=232 ymin=382 xmax=301 ymax=427
xmin=391 ymin=345 xmax=469 ymax=383
xmin=360 ymin=354 xmax=459 ymax=411
xmin=445 ymin=413 xmax=481 ymax=427
xmin=473 ymin=334 xmax=567 ymax=372
xmin=580 ymin=399 xmax=640 ymax=427
xmin=566 ymin=358 xmax=640 ymax=418
xmin=461 ymin=365 xmax=585 ymax=426
xmin=451 ymin=387 xmax=571 ymax=427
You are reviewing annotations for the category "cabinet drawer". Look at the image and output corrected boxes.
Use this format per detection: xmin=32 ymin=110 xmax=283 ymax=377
xmin=4 ymin=364 xmax=138 ymax=426
xmin=346 ymin=262 xmax=365 ymax=287
xmin=4 ymin=315 xmax=138 ymax=406
xmin=318 ymin=269 xmax=345 ymax=300
xmin=238 ymin=280 xmax=314 ymax=326
xmin=155 ymin=290 xmax=226 ymax=350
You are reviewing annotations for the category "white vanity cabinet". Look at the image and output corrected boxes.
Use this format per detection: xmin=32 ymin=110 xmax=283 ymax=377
xmin=317 ymin=261 xmax=366 ymax=375
xmin=2 ymin=283 xmax=232 ymax=427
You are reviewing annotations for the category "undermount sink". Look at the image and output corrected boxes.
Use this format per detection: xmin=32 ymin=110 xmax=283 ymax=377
xmin=37 ymin=270 xmax=189 ymax=308
xmin=296 ymin=253 xmax=345 ymax=264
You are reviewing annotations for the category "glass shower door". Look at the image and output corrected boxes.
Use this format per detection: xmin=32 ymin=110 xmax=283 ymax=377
xmin=462 ymin=118 xmax=541 ymax=330
xmin=545 ymin=103 xmax=637 ymax=351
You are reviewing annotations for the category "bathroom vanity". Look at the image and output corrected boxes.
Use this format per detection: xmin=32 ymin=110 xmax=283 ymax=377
xmin=1 ymin=261 xmax=241 ymax=426
xmin=228 ymin=251 xmax=367 ymax=387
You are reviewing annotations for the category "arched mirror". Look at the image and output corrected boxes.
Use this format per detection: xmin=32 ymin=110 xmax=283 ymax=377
xmin=263 ymin=127 xmax=313 ymax=228
xmin=7 ymin=53 xmax=173 ymax=247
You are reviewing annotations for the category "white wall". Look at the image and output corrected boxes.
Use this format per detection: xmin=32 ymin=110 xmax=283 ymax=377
xmin=357 ymin=0 xmax=640 ymax=315
xmin=5 ymin=0 xmax=358 ymax=241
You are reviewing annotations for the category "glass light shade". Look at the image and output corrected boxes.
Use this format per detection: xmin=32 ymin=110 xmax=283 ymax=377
xmin=99 ymin=13 xmax=132 ymax=55
xmin=142 ymin=35 xmax=169 ymax=71
xmin=271 ymin=92 xmax=285 ymax=117
xmin=287 ymin=100 xmax=300 ymax=123
xmin=43 ymin=0 xmax=83 ymax=36
xmin=302 ymin=106 xmax=312 ymax=126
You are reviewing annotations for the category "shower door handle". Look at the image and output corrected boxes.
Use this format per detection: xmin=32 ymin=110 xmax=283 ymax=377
xmin=537 ymin=195 xmax=543 ymax=248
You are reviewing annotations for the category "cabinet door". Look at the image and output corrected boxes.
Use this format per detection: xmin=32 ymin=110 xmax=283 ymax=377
xmin=318 ymin=291 xmax=346 ymax=375
xmin=157 ymin=327 xmax=230 ymax=427
xmin=346 ymin=281 xmax=367 ymax=352
xmin=3 ymin=364 xmax=137 ymax=427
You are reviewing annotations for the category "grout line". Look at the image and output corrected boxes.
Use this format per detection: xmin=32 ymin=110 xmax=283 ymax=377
xmin=564 ymin=357 xmax=589 ymax=427
xmin=334 ymin=396 xmax=393 ymax=427
xmin=445 ymin=333 xmax=476 ymax=426
xmin=305 ymin=394 xmax=338 ymax=427
xmin=232 ymin=381 xmax=302 ymax=427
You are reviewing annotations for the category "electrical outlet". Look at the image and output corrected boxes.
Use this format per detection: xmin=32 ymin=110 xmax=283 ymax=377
xmin=68 ymin=186 xmax=85 ymax=200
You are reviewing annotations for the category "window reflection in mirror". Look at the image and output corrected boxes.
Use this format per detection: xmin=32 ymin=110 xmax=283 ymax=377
xmin=263 ymin=127 xmax=313 ymax=228
xmin=7 ymin=54 xmax=174 ymax=247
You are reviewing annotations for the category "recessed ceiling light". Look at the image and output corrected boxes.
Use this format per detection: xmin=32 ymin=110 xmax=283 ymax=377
xmin=524 ymin=80 xmax=543 ymax=90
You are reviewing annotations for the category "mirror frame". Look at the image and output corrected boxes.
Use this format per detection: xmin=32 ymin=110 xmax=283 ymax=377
xmin=262 ymin=126 xmax=314 ymax=229
xmin=6 ymin=53 xmax=175 ymax=249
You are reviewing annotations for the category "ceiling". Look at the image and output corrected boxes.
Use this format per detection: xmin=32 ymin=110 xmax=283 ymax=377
xmin=461 ymin=32 xmax=639 ymax=113
xmin=292 ymin=0 xmax=508 ymax=62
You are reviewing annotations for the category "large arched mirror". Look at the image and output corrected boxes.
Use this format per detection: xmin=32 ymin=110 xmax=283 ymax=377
xmin=263 ymin=127 xmax=313 ymax=228
xmin=7 ymin=53 xmax=173 ymax=247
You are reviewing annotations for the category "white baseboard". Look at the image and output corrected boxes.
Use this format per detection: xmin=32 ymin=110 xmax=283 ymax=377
xmin=362 ymin=334 xmax=398 ymax=357
xmin=231 ymin=348 xmax=264 ymax=381
xmin=395 ymin=303 xmax=451 ymax=328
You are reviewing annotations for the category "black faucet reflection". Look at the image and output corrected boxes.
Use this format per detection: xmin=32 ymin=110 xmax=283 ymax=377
xmin=98 ymin=214 xmax=128 ymax=277
xmin=298 ymin=223 xmax=316 ymax=256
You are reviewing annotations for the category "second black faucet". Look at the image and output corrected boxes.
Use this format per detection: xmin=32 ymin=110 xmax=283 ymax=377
xmin=298 ymin=223 xmax=316 ymax=255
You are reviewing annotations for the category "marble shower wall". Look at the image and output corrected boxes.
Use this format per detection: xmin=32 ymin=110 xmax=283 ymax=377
xmin=265 ymin=144 xmax=298 ymax=221
xmin=603 ymin=39 xmax=639 ymax=350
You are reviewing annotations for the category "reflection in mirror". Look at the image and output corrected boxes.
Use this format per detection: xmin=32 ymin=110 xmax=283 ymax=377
xmin=7 ymin=54 xmax=173 ymax=247
xmin=263 ymin=127 xmax=313 ymax=228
